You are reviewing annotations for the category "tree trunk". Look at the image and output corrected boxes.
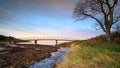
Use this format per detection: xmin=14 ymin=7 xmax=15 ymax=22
xmin=106 ymin=30 xmax=111 ymax=42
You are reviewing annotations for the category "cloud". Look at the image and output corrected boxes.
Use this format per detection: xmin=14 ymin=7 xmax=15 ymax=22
xmin=0 ymin=0 xmax=78 ymax=18
xmin=0 ymin=25 xmax=103 ymax=40
xmin=0 ymin=0 xmax=103 ymax=40
xmin=0 ymin=7 xmax=12 ymax=22
xmin=48 ymin=0 xmax=78 ymax=14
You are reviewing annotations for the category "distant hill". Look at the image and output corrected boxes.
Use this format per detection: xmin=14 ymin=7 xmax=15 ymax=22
xmin=0 ymin=35 xmax=14 ymax=42
xmin=0 ymin=35 xmax=29 ymax=43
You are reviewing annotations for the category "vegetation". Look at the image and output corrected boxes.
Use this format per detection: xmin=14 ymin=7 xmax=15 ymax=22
xmin=87 ymin=31 xmax=120 ymax=44
xmin=73 ymin=0 xmax=120 ymax=41
xmin=0 ymin=35 xmax=29 ymax=45
xmin=56 ymin=32 xmax=120 ymax=68
xmin=56 ymin=42 xmax=120 ymax=68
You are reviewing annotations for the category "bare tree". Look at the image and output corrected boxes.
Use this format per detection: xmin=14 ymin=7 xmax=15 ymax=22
xmin=73 ymin=0 xmax=120 ymax=41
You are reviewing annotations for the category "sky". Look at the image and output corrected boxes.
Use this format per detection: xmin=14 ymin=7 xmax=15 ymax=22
xmin=0 ymin=0 xmax=103 ymax=40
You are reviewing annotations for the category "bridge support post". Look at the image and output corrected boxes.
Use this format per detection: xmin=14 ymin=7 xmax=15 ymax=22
xmin=34 ymin=40 xmax=37 ymax=45
xmin=55 ymin=40 xmax=58 ymax=46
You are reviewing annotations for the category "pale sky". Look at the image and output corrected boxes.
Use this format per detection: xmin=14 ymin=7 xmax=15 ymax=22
xmin=0 ymin=0 xmax=103 ymax=40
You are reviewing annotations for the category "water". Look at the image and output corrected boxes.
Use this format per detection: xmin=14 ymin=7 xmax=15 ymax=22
xmin=30 ymin=47 xmax=69 ymax=68
xmin=16 ymin=41 xmax=71 ymax=45
xmin=16 ymin=41 xmax=69 ymax=68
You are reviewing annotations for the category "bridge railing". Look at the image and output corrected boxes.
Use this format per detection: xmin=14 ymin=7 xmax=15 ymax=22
xmin=19 ymin=37 xmax=80 ymax=41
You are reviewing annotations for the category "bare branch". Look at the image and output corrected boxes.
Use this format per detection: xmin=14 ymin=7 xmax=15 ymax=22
xmin=73 ymin=0 xmax=120 ymax=41
xmin=106 ymin=0 xmax=111 ymax=10
xmin=83 ymin=12 xmax=106 ymax=32
xmin=112 ymin=0 xmax=118 ymax=8
xmin=100 ymin=3 xmax=106 ymax=15
xmin=113 ymin=16 xmax=120 ymax=24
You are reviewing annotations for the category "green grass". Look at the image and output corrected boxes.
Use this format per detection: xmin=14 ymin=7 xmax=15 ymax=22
xmin=56 ymin=41 xmax=120 ymax=68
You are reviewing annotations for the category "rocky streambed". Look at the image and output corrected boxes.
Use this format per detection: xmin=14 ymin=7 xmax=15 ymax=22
xmin=30 ymin=47 xmax=69 ymax=68
xmin=0 ymin=44 xmax=59 ymax=68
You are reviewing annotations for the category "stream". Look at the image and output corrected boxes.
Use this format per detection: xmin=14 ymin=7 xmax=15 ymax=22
xmin=30 ymin=47 xmax=69 ymax=68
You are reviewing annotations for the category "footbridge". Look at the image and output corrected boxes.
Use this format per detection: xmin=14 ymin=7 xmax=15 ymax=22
xmin=20 ymin=37 xmax=79 ymax=45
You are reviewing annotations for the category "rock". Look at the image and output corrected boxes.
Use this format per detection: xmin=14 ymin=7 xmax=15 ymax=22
xmin=0 ymin=44 xmax=58 ymax=68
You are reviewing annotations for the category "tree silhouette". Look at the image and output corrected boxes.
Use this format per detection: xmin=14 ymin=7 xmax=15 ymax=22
xmin=73 ymin=0 xmax=120 ymax=41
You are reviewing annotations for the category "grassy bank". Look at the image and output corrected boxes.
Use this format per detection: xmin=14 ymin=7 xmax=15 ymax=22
xmin=56 ymin=41 xmax=120 ymax=68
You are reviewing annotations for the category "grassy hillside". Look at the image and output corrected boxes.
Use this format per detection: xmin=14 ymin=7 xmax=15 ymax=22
xmin=56 ymin=42 xmax=120 ymax=68
xmin=56 ymin=32 xmax=120 ymax=68
xmin=87 ymin=31 xmax=120 ymax=44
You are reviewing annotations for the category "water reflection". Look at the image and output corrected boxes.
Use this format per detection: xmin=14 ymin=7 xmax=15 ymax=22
xmin=16 ymin=40 xmax=71 ymax=45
